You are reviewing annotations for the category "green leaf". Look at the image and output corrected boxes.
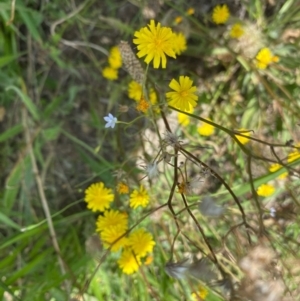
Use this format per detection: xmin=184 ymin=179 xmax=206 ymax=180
xmin=6 ymin=86 xmax=40 ymax=121
xmin=0 ymin=124 xmax=23 ymax=143
xmin=0 ymin=212 xmax=20 ymax=230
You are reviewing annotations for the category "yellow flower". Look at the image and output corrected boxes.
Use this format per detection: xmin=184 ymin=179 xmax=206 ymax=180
xmin=197 ymin=118 xmax=215 ymax=136
xmin=128 ymin=80 xmax=142 ymax=101
xmin=186 ymin=8 xmax=195 ymax=15
xmin=128 ymin=228 xmax=155 ymax=257
xmin=287 ymin=145 xmax=300 ymax=163
xmin=269 ymin=163 xmax=288 ymax=179
xmin=144 ymin=255 xmax=153 ymax=265
xmin=149 ymin=89 xmax=157 ymax=105
xmin=84 ymin=182 xmax=114 ymax=212
xmin=108 ymin=46 xmax=122 ymax=69
xmin=235 ymin=128 xmax=250 ymax=145
xmin=257 ymin=183 xmax=275 ymax=197
xmin=255 ymin=47 xmax=279 ymax=69
xmin=191 ymin=285 xmax=208 ymax=300
xmin=212 ymin=4 xmax=230 ymax=24
xmin=117 ymin=182 xmax=129 ymax=194
xmin=129 ymin=185 xmax=150 ymax=209
xmin=178 ymin=106 xmax=194 ymax=126
xmin=166 ymin=76 xmax=198 ymax=112
xmin=96 ymin=210 xmax=128 ymax=233
xmin=174 ymin=16 xmax=183 ymax=24
xmin=133 ymin=20 xmax=176 ymax=68
xmin=102 ymin=66 xmax=118 ymax=80
xmin=172 ymin=32 xmax=187 ymax=55
xmin=136 ymin=97 xmax=150 ymax=113
xmin=230 ymin=23 xmax=244 ymax=38
xmin=100 ymin=225 xmax=128 ymax=252
xmin=118 ymin=248 xmax=141 ymax=274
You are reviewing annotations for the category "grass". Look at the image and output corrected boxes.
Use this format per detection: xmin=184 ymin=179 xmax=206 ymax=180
xmin=1 ymin=0 xmax=300 ymax=300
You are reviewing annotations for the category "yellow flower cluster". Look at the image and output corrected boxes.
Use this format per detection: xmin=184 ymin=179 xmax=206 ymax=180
xmin=102 ymin=46 xmax=123 ymax=80
xmin=255 ymin=47 xmax=279 ymax=69
xmin=287 ymin=143 xmax=300 ymax=163
xmin=127 ymin=80 xmax=158 ymax=113
xmin=191 ymin=285 xmax=208 ymax=300
xmin=84 ymin=181 xmax=154 ymax=274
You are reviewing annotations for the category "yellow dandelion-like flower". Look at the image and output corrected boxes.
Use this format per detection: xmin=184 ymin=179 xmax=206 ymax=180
xmin=191 ymin=285 xmax=208 ymax=300
xmin=136 ymin=97 xmax=150 ymax=113
xmin=269 ymin=163 xmax=288 ymax=179
xmin=186 ymin=8 xmax=195 ymax=15
xmin=149 ymin=88 xmax=157 ymax=105
xmin=129 ymin=185 xmax=150 ymax=209
xmin=108 ymin=46 xmax=122 ymax=69
xmin=230 ymin=23 xmax=244 ymax=39
xmin=174 ymin=16 xmax=183 ymax=24
xmin=287 ymin=145 xmax=300 ymax=163
xmin=128 ymin=228 xmax=155 ymax=257
xmin=235 ymin=128 xmax=250 ymax=145
xmin=133 ymin=19 xmax=176 ymax=69
xmin=166 ymin=76 xmax=198 ymax=112
xmin=178 ymin=106 xmax=194 ymax=127
xmin=173 ymin=32 xmax=187 ymax=55
xmin=128 ymin=80 xmax=143 ymax=101
xmin=212 ymin=4 xmax=230 ymax=25
xmin=144 ymin=255 xmax=153 ymax=265
xmin=84 ymin=182 xmax=114 ymax=212
xmin=255 ymin=47 xmax=279 ymax=69
xmin=102 ymin=66 xmax=118 ymax=80
xmin=197 ymin=118 xmax=215 ymax=136
xmin=118 ymin=248 xmax=141 ymax=274
xmin=117 ymin=182 xmax=129 ymax=194
xmin=100 ymin=225 xmax=128 ymax=252
xmin=257 ymin=183 xmax=275 ymax=197
xmin=96 ymin=210 xmax=128 ymax=233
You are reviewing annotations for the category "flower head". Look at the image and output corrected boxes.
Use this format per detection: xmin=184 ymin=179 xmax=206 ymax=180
xmin=96 ymin=210 xmax=128 ymax=233
xmin=129 ymin=185 xmax=150 ymax=209
xmin=108 ymin=46 xmax=122 ymax=69
xmin=287 ymin=145 xmax=300 ymax=163
xmin=128 ymin=228 xmax=155 ymax=257
xmin=255 ymin=47 xmax=279 ymax=69
xmin=186 ymin=8 xmax=195 ymax=15
xmin=128 ymin=80 xmax=143 ymax=101
xmin=100 ymin=225 xmax=128 ymax=252
xmin=230 ymin=23 xmax=244 ymax=39
xmin=234 ymin=128 xmax=250 ymax=144
xmin=212 ymin=4 xmax=230 ymax=24
xmin=102 ymin=66 xmax=118 ymax=80
xmin=178 ymin=106 xmax=193 ymax=127
xmin=144 ymin=162 xmax=159 ymax=179
xmin=166 ymin=76 xmax=198 ymax=112
xmin=174 ymin=16 xmax=183 ymax=24
xmin=133 ymin=20 xmax=176 ymax=69
xmin=104 ymin=113 xmax=117 ymax=129
xmin=118 ymin=248 xmax=141 ymax=274
xmin=172 ymin=32 xmax=187 ymax=55
xmin=117 ymin=182 xmax=129 ymax=194
xmin=197 ymin=118 xmax=215 ymax=136
xmin=136 ymin=97 xmax=150 ymax=113
xmin=84 ymin=182 xmax=114 ymax=212
xmin=269 ymin=163 xmax=288 ymax=179
xmin=191 ymin=285 xmax=208 ymax=300
xmin=257 ymin=183 xmax=275 ymax=197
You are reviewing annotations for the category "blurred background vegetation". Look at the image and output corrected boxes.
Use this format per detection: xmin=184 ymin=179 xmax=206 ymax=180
xmin=1 ymin=0 xmax=300 ymax=300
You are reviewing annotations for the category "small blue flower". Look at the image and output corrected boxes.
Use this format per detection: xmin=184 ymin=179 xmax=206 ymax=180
xmin=104 ymin=113 xmax=117 ymax=128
